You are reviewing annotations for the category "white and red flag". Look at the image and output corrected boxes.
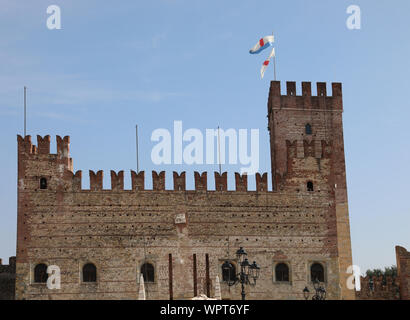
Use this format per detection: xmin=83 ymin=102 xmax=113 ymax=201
xmin=260 ymin=48 xmax=275 ymax=79
xmin=249 ymin=34 xmax=276 ymax=79
xmin=249 ymin=35 xmax=275 ymax=54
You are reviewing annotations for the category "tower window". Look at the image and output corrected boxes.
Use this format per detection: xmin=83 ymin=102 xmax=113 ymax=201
xmin=305 ymin=124 xmax=312 ymax=135
xmin=141 ymin=263 xmax=155 ymax=283
xmin=83 ymin=263 xmax=97 ymax=282
xmin=34 ymin=263 xmax=48 ymax=283
xmin=222 ymin=261 xmax=237 ymax=282
xmin=307 ymin=181 xmax=314 ymax=192
xmin=40 ymin=178 xmax=47 ymax=189
xmin=275 ymin=263 xmax=290 ymax=282
xmin=311 ymin=263 xmax=325 ymax=282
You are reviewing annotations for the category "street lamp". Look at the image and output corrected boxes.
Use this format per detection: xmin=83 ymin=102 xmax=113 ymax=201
xmin=302 ymin=279 xmax=326 ymax=300
xmin=303 ymin=287 xmax=310 ymax=300
xmin=222 ymin=247 xmax=260 ymax=300
xmin=249 ymin=261 xmax=260 ymax=282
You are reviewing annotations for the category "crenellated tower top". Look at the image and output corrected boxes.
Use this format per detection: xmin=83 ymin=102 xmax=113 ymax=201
xmin=268 ymin=81 xmax=343 ymax=113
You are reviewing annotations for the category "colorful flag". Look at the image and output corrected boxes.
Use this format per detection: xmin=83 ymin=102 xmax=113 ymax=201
xmin=249 ymin=35 xmax=274 ymax=54
xmin=260 ymin=48 xmax=275 ymax=79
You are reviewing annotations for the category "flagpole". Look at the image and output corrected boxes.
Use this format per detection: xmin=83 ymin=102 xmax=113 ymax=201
xmin=272 ymin=32 xmax=277 ymax=81
xmin=24 ymin=86 xmax=27 ymax=137
xmin=273 ymin=55 xmax=277 ymax=81
xmin=136 ymin=125 xmax=140 ymax=173
xmin=217 ymin=126 xmax=222 ymax=175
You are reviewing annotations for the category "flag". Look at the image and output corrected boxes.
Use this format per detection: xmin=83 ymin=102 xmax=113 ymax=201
xmin=249 ymin=35 xmax=274 ymax=54
xmin=260 ymin=48 xmax=275 ymax=79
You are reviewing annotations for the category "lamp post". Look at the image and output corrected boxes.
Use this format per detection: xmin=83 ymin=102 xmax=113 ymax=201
xmin=303 ymin=286 xmax=310 ymax=300
xmin=303 ymin=279 xmax=326 ymax=300
xmin=222 ymin=247 xmax=260 ymax=301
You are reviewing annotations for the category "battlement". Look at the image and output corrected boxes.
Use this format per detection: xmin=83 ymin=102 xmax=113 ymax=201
xmin=286 ymin=140 xmax=332 ymax=159
xmin=268 ymin=81 xmax=343 ymax=111
xmin=17 ymin=135 xmax=70 ymax=157
xmin=0 ymin=257 xmax=16 ymax=270
xmin=17 ymin=135 xmax=273 ymax=193
xmin=355 ymin=275 xmax=400 ymax=300
xmin=0 ymin=256 xmax=16 ymax=300
xmin=64 ymin=170 xmax=270 ymax=192
xmin=17 ymin=135 xmax=333 ymax=193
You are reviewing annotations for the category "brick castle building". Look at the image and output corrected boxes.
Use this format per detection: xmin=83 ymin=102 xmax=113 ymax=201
xmin=15 ymin=81 xmax=355 ymax=300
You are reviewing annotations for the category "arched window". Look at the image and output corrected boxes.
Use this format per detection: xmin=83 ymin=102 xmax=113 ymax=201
xmin=83 ymin=263 xmax=97 ymax=282
xmin=40 ymin=177 xmax=48 ymax=189
xmin=275 ymin=263 xmax=290 ymax=282
xmin=305 ymin=124 xmax=312 ymax=135
xmin=34 ymin=263 xmax=48 ymax=283
xmin=222 ymin=261 xmax=237 ymax=282
xmin=307 ymin=181 xmax=314 ymax=192
xmin=141 ymin=263 xmax=155 ymax=283
xmin=311 ymin=263 xmax=325 ymax=282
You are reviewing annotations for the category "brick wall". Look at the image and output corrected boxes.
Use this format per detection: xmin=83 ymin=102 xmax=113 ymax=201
xmin=396 ymin=246 xmax=410 ymax=300
xmin=15 ymin=81 xmax=354 ymax=300
xmin=355 ymin=246 xmax=410 ymax=300
xmin=0 ymin=257 xmax=16 ymax=300
xmin=355 ymin=276 xmax=400 ymax=300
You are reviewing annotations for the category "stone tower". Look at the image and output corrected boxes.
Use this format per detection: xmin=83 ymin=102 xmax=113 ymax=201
xmin=16 ymin=135 xmax=73 ymax=298
xmin=267 ymin=81 xmax=354 ymax=299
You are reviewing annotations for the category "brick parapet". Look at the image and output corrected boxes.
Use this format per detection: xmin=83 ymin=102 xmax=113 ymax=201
xmin=0 ymin=257 xmax=16 ymax=300
xmin=396 ymin=246 xmax=410 ymax=300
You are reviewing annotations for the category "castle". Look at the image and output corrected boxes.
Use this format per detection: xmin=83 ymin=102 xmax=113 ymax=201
xmin=15 ymin=81 xmax=356 ymax=300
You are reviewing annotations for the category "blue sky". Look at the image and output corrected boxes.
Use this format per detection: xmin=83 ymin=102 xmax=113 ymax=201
xmin=0 ymin=0 xmax=409 ymax=274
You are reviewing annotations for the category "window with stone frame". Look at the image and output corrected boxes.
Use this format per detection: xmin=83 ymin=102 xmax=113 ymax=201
xmin=311 ymin=263 xmax=325 ymax=282
xmin=83 ymin=263 xmax=97 ymax=282
xmin=34 ymin=263 xmax=48 ymax=283
xmin=305 ymin=124 xmax=312 ymax=135
xmin=141 ymin=263 xmax=155 ymax=283
xmin=40 ymin=177 xmax=48 ymax=189
xmin=275 ymin=263 xmax=290 ymax=282
xmin=222 ymin=261 xmax=237 ymax=282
